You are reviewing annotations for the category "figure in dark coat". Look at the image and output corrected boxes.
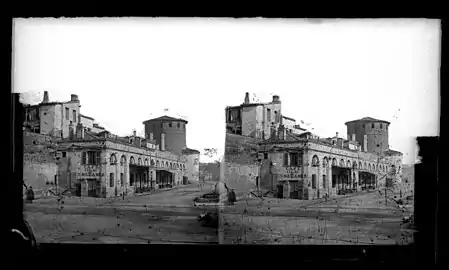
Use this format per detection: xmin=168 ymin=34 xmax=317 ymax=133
xmin=25 ymin=186 xmax=34 ymax=204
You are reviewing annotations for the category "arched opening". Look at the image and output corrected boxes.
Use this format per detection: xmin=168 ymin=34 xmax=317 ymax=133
xmin=145 ymin=159 xmax=149 ymax=166
xmin=339 ymin=159 xmax=345 ymax=167
xmin=156 ymin=160 xmax=160 ymax=167
xmin=110 ymin=153 xmax=117 ymax=165
xmin=359 ymin=162 xmax=362 ymax=170
xmin=311 ymin=155 xmax=319 ymax=167
xmin=332 ymin=158 xmax=337 ymax=167
xmin=352 ymin=161 xmax=357 ymax=169
xmin=138 ymin=158 xmax=142 ymax=166
xmin=130 ymin=156 xmax=135 ymax=165
xmin=346 ymin=160 xmax=351 ymax=168
xmin=120 ymin=155 xmax=126 ymax=166
xmin=151 ymin=159 xmax=155 ymax=167
xmin=322 ymin=157 xmax=328 ymax=168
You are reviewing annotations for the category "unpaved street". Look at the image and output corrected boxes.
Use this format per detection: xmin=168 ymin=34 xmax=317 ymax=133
xmin=25 ymin=182 xmax=218 ymax=244
xmin=219 ymin=191 xmax=414 ymax=245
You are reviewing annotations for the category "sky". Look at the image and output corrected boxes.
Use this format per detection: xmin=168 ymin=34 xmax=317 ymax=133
xmin=13 ymin=18 xmax=440 ymax=164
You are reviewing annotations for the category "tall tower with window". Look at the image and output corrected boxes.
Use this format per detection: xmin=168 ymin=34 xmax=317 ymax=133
xmin=142 ymin=115 xmax=187 ymax=155
xmin=344 ymin=117 xmax=390 ymax=154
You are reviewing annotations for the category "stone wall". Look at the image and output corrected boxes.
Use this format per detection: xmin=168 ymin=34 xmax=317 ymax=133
xmin=23 ymin=131 xmax=59 ymax=195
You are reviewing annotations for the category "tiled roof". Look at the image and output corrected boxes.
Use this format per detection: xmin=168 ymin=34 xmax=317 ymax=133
xmin=345 ymin=117 xmax=390 ymax=125
xmin=80 ymin=114 xmax=95 ymax=120
xmin=143 ymin=115 xmax=188 ymax=124
xmin=182 ymin=147 xmax=200 ymax=154
xmin=282 ymin=115 xmax=296 ymax=122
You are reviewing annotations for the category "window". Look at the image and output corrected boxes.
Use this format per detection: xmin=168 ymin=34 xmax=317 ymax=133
xmin=62 ymin=152 xmax=67 ymax=158
xmin=380 ymin=123 xmax=383 ymax=129
xmin=110 ymin=173 xmax=114 ymax=187
xmin=290 ymin=153 xmax=301 ymax=166
xmin=264 ymin=153 xmax=268 ymax=159
xmin=332 ymin=175 xmax=336 ymax=188
xmin=120 ymin=173 xmax=124 ymax=186
xmin=283 ymin=153 xmax=289 ymax=166
xmin=312 ymin=156 xmax=319 ymax=167
xmin=73 ymin=110 xmax=77 ymax=123
xmin=312 ymin=174 xmax=317 ymax=189
xmin=371 ymin=123 xmax=374 ymax=128
xmin=177 ymin=122 xmax=180 ymax=128
xmin=169 ymin=122 xmax=172 ymax=128
xmin=160 ymin=123 xmax=163 ymax=128
xmin=110 ymin=154 xmax=117 ymax=164
xmin=362 ymin=124 xmax=365 ymax=128
xmin=65 ymin=107 xmax=69 ymax=120
xmin=275 ymin=111 xmax=279 ymax=123
xmin=323 ymin=175 xmax=327 ymax=188
xmin=82 ymin=151 xmax=101 ymax=165
xmin=267 ymin=109 xmax=271 ymax=122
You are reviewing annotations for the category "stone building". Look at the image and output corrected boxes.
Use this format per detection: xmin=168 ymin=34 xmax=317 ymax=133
xmin=143 ymin=115 xmax=200 ymax=183
xmin=143 ymin=116 xmax=188 ymax=156
xmin=23 ymin=91 xmax=81 ymax=138
xmin=22 ymin=91 xmax=194 ymax=198
xmin=224 ymin=93 xmax=403 ymax=200
xmin=182 ymin=147 xmax=200 ymax=183
xmin=57 ymin=128 xmax=187 ymax=198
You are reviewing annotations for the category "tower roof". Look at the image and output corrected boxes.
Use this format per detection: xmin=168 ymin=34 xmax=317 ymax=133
xmin=143 ymin=115 xmax=188 ymax=124
xmin=345 ymin=117 xmax=390 ymax=125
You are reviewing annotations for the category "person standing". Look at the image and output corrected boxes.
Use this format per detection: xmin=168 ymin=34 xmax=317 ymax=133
xmin=25 ymin=186 xmax=34 ymax=204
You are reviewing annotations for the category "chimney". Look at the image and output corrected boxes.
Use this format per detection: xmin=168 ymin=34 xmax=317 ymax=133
xmin=272 ymin=95 xmax=281 ymax=104
xmin=43 ymin=91 xmax=49 ymax=103
xmin=363 ymin=134 xmax=368 ymax=152
xmin=70 ymin=94 xmax=79 ymax=102
xmin=244 ymin=92 xmax=250 ymax=104
xmin=160 ymin=133 xmax=166 ymax=151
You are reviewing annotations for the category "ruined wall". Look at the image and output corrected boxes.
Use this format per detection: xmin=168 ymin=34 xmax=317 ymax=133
xmin=23 ymin=131 xmax=59 ymax=193
xmin=224 ymin=133 xmax=261 ymax=196
xmin=39 ymin=105 xmax=57 ymax=137
xmin=241 ymin=106 xmax=258 ymax=138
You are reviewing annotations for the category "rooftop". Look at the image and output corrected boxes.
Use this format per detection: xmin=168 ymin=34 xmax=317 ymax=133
xmin=282 ymin=115 xmax=296 ymax=122
xmin=345 ymin=117 xmax=390 ymax=125
xmin=182 ymin=147 xmax=201 ymax=155
xmin=143 ymin=115 xmax=188 ymax=124
xmin=80 ymin=114 xmax=95 ymax=120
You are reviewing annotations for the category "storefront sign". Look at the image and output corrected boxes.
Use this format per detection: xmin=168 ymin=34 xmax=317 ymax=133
xmin=78 ymin=172 xmax=104 ymax=177
xmin=277 ymin=166 xmax=305 ymax=180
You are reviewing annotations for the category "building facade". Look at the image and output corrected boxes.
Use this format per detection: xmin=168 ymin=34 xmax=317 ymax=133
xmin=224 ymin=93 xmax=403 ymax=200
xmin=57 ymin=131 xmax=187 ymax=198
xmin=23 ymin=91 xmax=196 ymax=198
xmin=24 ymin=91 xmax=81 ymax=138
xmin=182 ymin=148 xmax=201 ymax=183
xmin=142 ymin=116 xmax=188 ymax=156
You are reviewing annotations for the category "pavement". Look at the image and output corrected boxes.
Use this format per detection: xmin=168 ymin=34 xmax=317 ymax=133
xmin=25 ymin=182 xmax=219 ymax=244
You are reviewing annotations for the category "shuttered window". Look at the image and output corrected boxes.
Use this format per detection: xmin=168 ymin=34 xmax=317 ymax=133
xmin=312 ymin=174 xmax=317 ymax=189
xmin=283 ymin=153 xmax=289 ymax=166
xmin=109 ymin=173 xmax=114 ymax=187
xmin=82 ymin=152 xmax=87 ymax=164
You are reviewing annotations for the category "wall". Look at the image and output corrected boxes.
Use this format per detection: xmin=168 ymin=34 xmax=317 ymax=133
xmin=224 ymin=133 xmax=261 ymax=196
xmin=39 ymin=105 xmax=57 ymax=137
xmin=58 ymin=138 xmax=188 ymax=197
xmin=80 ymin=115 xmax=95 ymax=129
xmin=23 ymin=131 xmax=59 ymax=195
xmin=144 ymin=120 xmax=187 ymax=155
xmin=241 ymin=106 xmax=258 ymax=138
xmin=184 ymin=153 xmax=200 ymax=182
xmin=346 ymin=121 xmax=389 ymax=154
xmin=61 ymin=101 xmax=81 ymax=139
xmin=262 ymin=103 xmax=282 ymax=139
